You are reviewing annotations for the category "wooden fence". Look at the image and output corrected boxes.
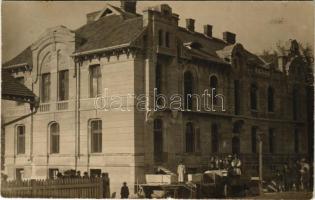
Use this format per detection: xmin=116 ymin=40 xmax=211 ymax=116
xmin=1 ymin=178 xmax=109 ymax=198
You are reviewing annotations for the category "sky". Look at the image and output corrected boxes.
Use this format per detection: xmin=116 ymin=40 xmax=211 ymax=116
xmin=1 ymin=1 xmax=314 ymax=63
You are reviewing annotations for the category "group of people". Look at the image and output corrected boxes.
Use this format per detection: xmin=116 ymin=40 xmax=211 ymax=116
xmin=208 ymin=154 xmax=242 ymax=176
xmin=274 ymin=158 xmax=311 ymax=192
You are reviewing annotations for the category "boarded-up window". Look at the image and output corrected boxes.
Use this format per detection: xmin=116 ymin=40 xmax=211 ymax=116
xmin=50 ymin=123 xmax=60 ymax=154
xmin=17 ymin=125 xmax=25 ymax=154
xmin=58 ymin=70 xmax=69 ymax=101
xmin=41 ymin=73 xmax=51 ymax=103
xmin=91 ymin=120 xmax=102 ymax=153
xmin=89 ymin=65 xmax=102 ymax=98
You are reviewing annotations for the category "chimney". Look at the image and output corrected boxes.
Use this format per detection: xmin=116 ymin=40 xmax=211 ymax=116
xmin=120 ymin=0 xmax=137 ymax=14
xmin=203 ymin=25 xmax=212 ymax=37
xmin=186 ymin=18 xmax=195 ymax=32
xmin=223 ymin=31 xmax=236 ymax=44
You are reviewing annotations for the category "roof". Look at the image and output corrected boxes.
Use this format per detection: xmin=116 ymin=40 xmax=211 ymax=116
xmin=2 ymin=46 xmax=33 ymax=69
xmin=75 ymin=14 xmax=144 ymax=53
xmin=177 ymin=27 xmax=229 ymax=64
xmin=1 ymin=71 xmax=36 ymax=103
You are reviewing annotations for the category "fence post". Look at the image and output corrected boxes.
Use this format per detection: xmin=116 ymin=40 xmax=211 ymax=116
xmin=30 ymin=179 xmax=35 ymax=197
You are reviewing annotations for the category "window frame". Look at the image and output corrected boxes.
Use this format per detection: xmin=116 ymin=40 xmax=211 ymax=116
xmin=251 ymin=127 xmax=257 ymax=153
xmin=185 ymin=122 xmax=195 ymax=153
xmin=50 ymin=122 xmax=60 ymax=154
xmin=89 ymin=65 xmax=102 ymax=98
xmin=158 ymin=29 xmax=163 ymax=46
xmin=269 ymin=128 xmax=275 ymax=153
xmin=58 ymin=70 xmax=69 ymax=101
xmin=90 ymin=119 xmax=102 ymax=153
xmin=211 ymin=124 xmax=219 ymax=153
xmin=41 ymin=73 xmax=51 ymax=103
xmin=210 ymin=75 xmax=218 ymax=105
xmin=250 ymin=84 xmax=258 ymax=110
xmin=153 ymin=119 xmax=163 ymax=162
xmin=184 ymin=71 xmax=194 ymax=110
xmin=165 ymin=32 xmax=170 ymax=48
xmin=267 ymin=86 xmax=274 ymax=112
xmin=16 ymin=125 xmax=25 ymax=155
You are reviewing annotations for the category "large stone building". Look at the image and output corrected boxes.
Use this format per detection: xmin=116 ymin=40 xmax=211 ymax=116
xmin=2 ymin=1 xmax=312 ymax=195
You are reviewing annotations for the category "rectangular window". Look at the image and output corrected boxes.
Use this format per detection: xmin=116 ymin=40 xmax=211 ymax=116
xmin=251 ymin=127 xmax=257 ymax=153
xmin=17 ymin=126 xmax=25 ymax=154
xmin=16 ymin=77 xmax=25 ymax=105
xmin=234 ymin=80 xmax=240 ymax=115
xmin=165 ymin=32 xmax=170 ymax=48
xmin=41 ymin=73 xmax=51 ymax=103
xmin=89 ymin=65 xmax=102 ymax=98
xmin=16 ymin=168 xmax=24 ymax=181
xmin=269 ymin=128 xmax=274 ymax=153
xmin=294 ymin=129 xmax=299 ymax=153
xmin=91 ymin=120 xmax=102 ymax=153
xmin=58 ymin=70 xmax=69 ymax=101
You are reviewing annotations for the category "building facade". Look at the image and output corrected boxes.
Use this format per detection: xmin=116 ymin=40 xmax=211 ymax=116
xmin=2 ymin=1 xmax=311 ymax=195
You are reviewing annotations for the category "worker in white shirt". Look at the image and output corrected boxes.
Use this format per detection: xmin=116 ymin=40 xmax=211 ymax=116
xmin=177 ymin=160 xmax=186 ymax=183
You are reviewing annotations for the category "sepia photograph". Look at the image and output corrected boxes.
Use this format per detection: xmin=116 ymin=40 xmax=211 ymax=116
xmin=1 ymin=0 xmax=314 ymax=199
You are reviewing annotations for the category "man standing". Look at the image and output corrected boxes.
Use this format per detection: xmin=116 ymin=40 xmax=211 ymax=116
xmin=231 ymin=154 xmax=242 ymax=176
xmin=177 ymin=160 xmax=186 ymax=183
xmin=120 ymin=182 xmax=129 ymax=199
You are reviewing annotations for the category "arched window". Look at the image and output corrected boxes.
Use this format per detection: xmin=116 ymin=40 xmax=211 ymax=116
xmin=210 ymin=76 xmax=218 ymax=105
xmin=250 ymin=84 xmax=258 ymax=110
xmin=269 ymin=128 xmax=274 ymax=153
xmin=292 ymin=87 xmax=298 ymax=120
xmin=268 ymin=86 xmax=274 ymax=112
xmin=158 ymin=30 xmax=163 ymax=46
xmin=185 ymin=122 xmax=195 ymax=153
xmin=165 ymin=32 xmax=170 ymax=48
xmin=294 ymin=129 xmax=299 ymax=153
xmin=90 ymin=119 xmax=102 ymax=153
xmin=153 ymin=119 xmax=163 ymax=162
xmin=211 ymin=124 xmax=218 ymax=153
xmin=251 ymin=127 xmax=257 ymax=153
xmin=184 ymin=71 xmax=194 ymax=110
xmin=16 ymin=125 xmax=25 ymax=154
xmin=50 ymin=123 xmax=60 ymax=154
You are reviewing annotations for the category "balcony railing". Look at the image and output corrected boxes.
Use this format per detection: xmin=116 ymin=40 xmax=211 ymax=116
xmin=57 ymin=101 xmax=69 ymax=110
xmin=39 ymin=103 xmax=50 ymax=112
